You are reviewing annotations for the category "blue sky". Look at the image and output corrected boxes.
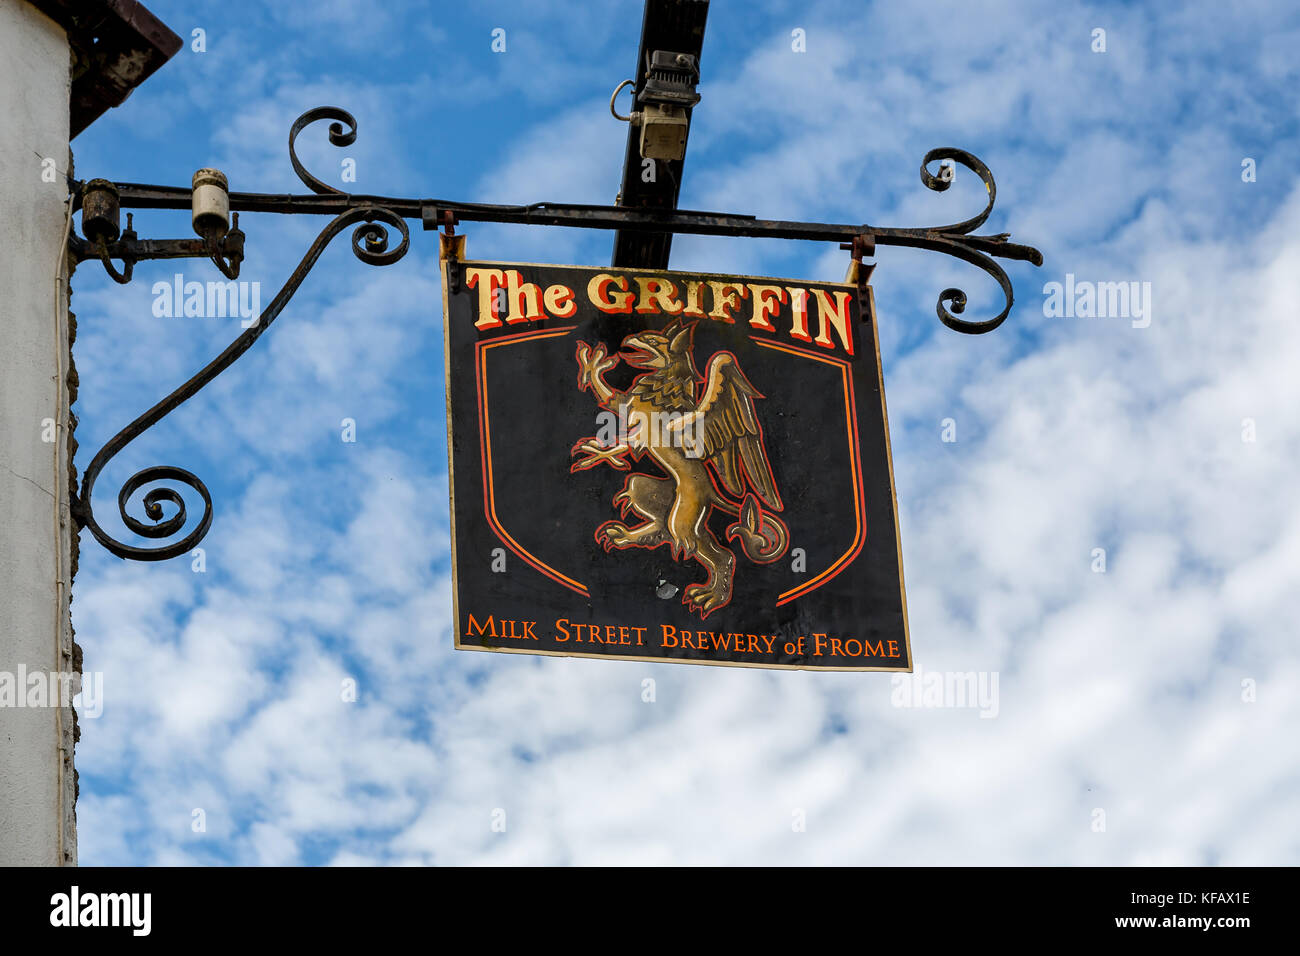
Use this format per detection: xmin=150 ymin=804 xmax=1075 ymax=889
xmin=68 ymin=0 xmax=1300 ymax=864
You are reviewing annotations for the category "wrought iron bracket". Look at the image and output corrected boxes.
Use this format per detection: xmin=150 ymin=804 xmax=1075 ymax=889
xmin=70 ymin=105 xmax=1042 ymax=562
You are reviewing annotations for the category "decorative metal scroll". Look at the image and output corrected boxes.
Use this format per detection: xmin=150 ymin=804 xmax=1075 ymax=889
xmin=71 ymin=106 xmax=1041 ymax=562
xmin=73 ymin=112 xmax=409 ymax=559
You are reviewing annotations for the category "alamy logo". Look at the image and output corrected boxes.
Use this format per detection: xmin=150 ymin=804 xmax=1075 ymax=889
xmin=1042 ymin=273 xmax=1152 ymax=328
xmin=890 ymin=665 xmax=1000 ymax=718
xmin=0 ymin=666 xmax=103 ymax=718
xmin=152 ymin=273 xmax=261 ymax=327
xmin=50 ymin=886 xmax=151 ymax=936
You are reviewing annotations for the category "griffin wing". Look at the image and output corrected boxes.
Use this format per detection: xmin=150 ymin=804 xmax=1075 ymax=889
xmin=675 ymin=352 xmax=782 ymax=511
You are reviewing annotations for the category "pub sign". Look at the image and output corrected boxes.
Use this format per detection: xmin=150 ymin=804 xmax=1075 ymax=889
xmin=440 ymin=244 xmax=910 ymax=671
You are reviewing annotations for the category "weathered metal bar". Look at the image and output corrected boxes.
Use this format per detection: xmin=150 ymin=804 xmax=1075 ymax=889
xmin=102 ymin=182 xmax=1042 ymax=265
xmin=70 ymin=235 xmax=207 ymax=261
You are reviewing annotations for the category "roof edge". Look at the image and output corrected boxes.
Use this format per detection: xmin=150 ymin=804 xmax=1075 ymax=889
xmin=29 ymin=0 xmax=183 ymax=138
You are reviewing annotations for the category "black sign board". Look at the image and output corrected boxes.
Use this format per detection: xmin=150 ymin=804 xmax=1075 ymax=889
xmin=440 ymin=244 xmax=910 ymax=671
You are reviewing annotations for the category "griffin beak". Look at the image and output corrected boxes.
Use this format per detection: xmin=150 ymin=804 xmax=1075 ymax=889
xmin=620 ymin=335 xmax=660 ymax=368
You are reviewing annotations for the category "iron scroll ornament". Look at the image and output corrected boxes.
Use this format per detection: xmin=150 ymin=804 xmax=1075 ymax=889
xmin=73 ymin=112 xmax=410 ymax=559
xmin=910 ymin=147 xmax=1041 ymax=334
xmin=72 ymin=106 xmax=1040 ymax=561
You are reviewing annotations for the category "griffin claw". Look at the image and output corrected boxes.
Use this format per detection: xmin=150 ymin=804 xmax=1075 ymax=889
xmin=571 ymin=437 xmax=630 ymax=472
xmin=575 ymin=340 xmax=617 ymax=394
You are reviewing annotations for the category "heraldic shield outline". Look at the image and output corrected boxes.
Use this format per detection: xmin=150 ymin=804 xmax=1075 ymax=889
xmin=441 ymin=252 xmax=911 ymax=672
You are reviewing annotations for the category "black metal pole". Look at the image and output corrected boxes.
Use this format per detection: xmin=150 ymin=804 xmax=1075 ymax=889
xmin=610 ymin=0 xmax=710 ymax=269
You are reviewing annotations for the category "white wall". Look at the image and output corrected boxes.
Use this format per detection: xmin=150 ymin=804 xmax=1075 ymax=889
xmin=0 ymin=0 xmax=76 ymax=866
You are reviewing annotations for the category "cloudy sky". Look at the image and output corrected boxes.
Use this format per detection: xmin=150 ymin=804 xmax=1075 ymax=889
xmin=68 ymin=0 xmax=1299 ymax=864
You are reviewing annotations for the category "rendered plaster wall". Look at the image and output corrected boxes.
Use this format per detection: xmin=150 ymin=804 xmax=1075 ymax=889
xmin=0 ymin=0 xmax=77 ymax=866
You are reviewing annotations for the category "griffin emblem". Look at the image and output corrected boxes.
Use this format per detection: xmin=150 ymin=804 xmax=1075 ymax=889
xmin=571 ymin=320 xmax=789 ymax=618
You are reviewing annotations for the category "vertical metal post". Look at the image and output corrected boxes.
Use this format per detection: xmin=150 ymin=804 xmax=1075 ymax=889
xmin=610 ymin=0 xmax=709 ymax=269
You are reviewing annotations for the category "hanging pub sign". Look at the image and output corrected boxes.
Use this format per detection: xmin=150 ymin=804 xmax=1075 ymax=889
xmin=439 ymin=238 xmax=910 ymax=672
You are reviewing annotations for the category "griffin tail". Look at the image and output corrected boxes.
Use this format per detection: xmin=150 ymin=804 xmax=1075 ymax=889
xmin=721 ymin=493 xmax=789 ymax=564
